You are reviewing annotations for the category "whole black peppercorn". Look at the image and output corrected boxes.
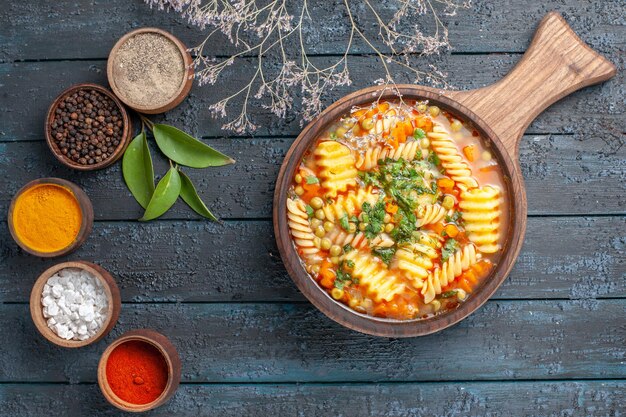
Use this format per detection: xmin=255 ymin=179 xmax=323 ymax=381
xmin=49 ymin=88 xmax=124 ymax=166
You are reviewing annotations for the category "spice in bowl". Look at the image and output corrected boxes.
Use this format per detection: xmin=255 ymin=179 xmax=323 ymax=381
xmin=49 ymin=88 xmax=124 ymax=167
xmin=10 ymin=182 xmax=83 ymax=254
xmin=106 ymin=340 xmax=169 ymax=405
xmin=41 ymin=268 xmax=109 ymax=341
xmin=108 ymin=28 xmax=193 ymax=113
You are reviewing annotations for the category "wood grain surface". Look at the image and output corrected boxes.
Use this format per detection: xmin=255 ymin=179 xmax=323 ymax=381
xmin=1 ymin=301 xmax=624 ymax=383
xmin=2 ymin=381 xmax=624 ymax=417
xmin=0 ymin=0 xmax=624 ymax=414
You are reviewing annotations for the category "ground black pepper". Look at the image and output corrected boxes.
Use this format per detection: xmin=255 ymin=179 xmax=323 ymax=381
xmin=50 ymin=89 xmax=124 ymax=166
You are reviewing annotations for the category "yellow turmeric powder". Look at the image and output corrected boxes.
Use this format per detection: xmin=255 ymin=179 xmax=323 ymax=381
xmin=12 ymin=183 xmax=82 ymax=253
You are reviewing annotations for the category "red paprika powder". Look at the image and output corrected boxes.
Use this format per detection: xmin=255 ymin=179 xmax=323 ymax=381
xmin=105 ymin=340 xmax=169 ymax=405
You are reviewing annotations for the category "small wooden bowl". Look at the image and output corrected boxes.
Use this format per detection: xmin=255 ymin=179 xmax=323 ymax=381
xmin=98 ymin=329 xmax=182 ymax=413
xmin=45 ymin=83 xmax=132 ymax=171
xmin=107 ymin=27 xmax=194 ymax=114
xmin=29 ymin=261 xmax=121 ymax=348
xmin=8 ymin=178 xmax=94 ymax=258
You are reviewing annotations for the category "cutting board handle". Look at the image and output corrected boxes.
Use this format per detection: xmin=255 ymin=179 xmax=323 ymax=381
xmin=447 ymin=12 xmax=616 ymax=160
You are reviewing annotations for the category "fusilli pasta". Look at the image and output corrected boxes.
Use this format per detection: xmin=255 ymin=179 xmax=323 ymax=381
xmin=355 ymin=140 xmax=421 ymax=170
xmin=286 ymin=198 xmax=322 ymax=264
xmin=459 ymin=186 xmax=502 ymax=253
xmin=392 ymin=241 xmax=438 ymax=287
xmin=422 ymin=244 xmax=479 ymax=303
xmin=428 ymin=125 xmax=478 ymax=190
xmin=343 ymin=250 xmax=406 ymax=302
xmin=313 ymin=140 xmax=358 ymax=197
xmin=416 ymin=204 xmax=450 ymax=227
xmin=321 ymin=187 xmax=379 ymax=222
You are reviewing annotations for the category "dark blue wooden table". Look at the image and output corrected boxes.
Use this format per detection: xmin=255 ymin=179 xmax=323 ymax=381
xmin=1 ymin=1 xmax=624 ymax=415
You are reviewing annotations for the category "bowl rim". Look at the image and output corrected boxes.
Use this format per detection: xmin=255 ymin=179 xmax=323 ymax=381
xmin=44 ymin=83 xmax=132 ymax=171
xmin=106 ymin=27 xmax=194 ymax=114
xmin=29 ymin=260 xmax=121 ymax=348
xmin=97 ymin=329 xmax=181 ymax=413
xmin=7 ymin=178 xmax=94 ymax=258
xmin=273 ymin=84 xmax=526 ymax=337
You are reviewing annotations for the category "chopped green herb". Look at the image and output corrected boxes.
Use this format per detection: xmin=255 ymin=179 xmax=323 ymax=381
xmin=391 ymin=208 xmax=418 ymax=244
xmin=305 ymin=204 xmax=314 ymax=218
xmin=413 ymin=128 xmax=426 ymax=139
xmin=305 ymin=175 xmax=319 ymax=185
xmin=361 ymin=199 xmax=386 ymax=239
xmin=329 ymin=132 xmax=338 ymax=140
xmin=372 ymin=246 xmax=397 ymax=265
xmin=335 ymin=269 xmax=352 ymax=289
xmin=440 ymin=290 xmax=458 ymax=298
xmin=343 ymin=244 xmax=354 ymax=253
xmin=441 ymin=238 xmax=459 ymax=262
xmin=359 ymin=171 xmax=382 ymax=188
xmin=428 ymin=152 xmax=441 ymax=166
xmin=445 ymin=211 xmax=463 ymax=224
xmin=339 ymin=214 xmax=350 ymax=231
xmin=345 ymin=260 xmax=355 ymax=268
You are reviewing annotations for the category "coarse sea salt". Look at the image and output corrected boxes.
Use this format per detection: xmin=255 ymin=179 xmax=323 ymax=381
xmin=41 ymin=268 xmax=108 ymax=341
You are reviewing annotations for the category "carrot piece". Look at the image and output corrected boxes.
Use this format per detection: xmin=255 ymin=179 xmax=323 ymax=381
xmin=437 ymin=177 xmax=455 ymax=190
xmin=365 ymin=108 xmax=378 ymax=118
xmin=463 ymin=145 xmax=476 ymax=162
xmin=459 ymin=278 xmax=472 ymax=293
xmin=300 ymin=182 xmax=321 ymax=202
xmin=319 ymin=261 xmax=336 ymax=289
xmin=444 ymin=224 xmax=459 ymax=238
xmin=401 ymin=120 xmax=413 ymax=136
xmin=480 ymin=164 xmax=499 ymax=173
xmin=352 ymin=109 xmax=367 ymax=118
xmin=377 ymin=102 xmax=390 ymax=112
xmin=385 ymin=201 xmax=399 ymax=214
xmin=428 ymin=222 xmax=444 ymax=235
xmin=390 ymin=126 xmax=405 ymax=147
xmin=414 ymin=116 xmax=434 ymax=132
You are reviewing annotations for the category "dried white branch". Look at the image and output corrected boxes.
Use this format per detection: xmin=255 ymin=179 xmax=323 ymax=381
xmin=145 ymin=0 xmax=471 ymax=133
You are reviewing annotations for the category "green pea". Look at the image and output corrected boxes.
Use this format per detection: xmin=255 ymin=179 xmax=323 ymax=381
xmin=310 ymin=197 xmax=324 ymax=209
xmin=329 ymin=245 xmax=342 ymax=257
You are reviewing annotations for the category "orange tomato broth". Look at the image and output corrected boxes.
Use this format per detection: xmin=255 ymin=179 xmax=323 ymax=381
xmin=290 ymin=99 xmax=508 ymax=320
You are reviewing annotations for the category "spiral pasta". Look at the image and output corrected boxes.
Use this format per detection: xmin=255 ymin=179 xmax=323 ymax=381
xmin=321 ymin=187 xmax=379 ymax=222
xmin=416 ymin=204 xmax=450 ymax=227
xmin=326 ymin=228 xmax=394 ymax=250
xmin=313 ymin=140 xmax=358 ymax=197
xmin=459 ymin=186 xmax=502 ymax=254
xmin=286 ymin=198 xmax=322 ymax=264
xmin=391 ymin=240 xmax=439 ymax=286
xmin=428 ymin=125 xmax=478 ymax=190
xmin=355 ymin=140 xmax=421 ymax=170
xmin=343 ymin=250 xmax=406 ymax=302
xmin=422 ymin=244 xmax=479 ymax=303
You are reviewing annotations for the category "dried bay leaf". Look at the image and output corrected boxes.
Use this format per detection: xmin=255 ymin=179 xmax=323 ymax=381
xmin=122 ymin=132 xmax=155 ymax=209
xmin=153 ymin=124 xmax=235 ymax=168
xmin=179 ymin=170 xmax=218 ymax=221
xmin=139 ymin=167 xmax=181 ymax=221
